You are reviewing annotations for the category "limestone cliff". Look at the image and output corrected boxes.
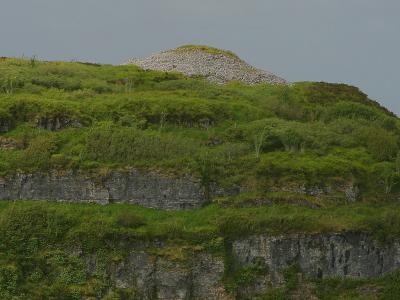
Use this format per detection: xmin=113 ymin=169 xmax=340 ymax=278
xmin=75 ymin=232 xmax=400 ymax=299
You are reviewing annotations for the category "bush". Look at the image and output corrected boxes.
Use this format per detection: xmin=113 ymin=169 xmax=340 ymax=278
xmin=22 ymin=135 xmax=58 ymax=169
xmin=84 ymin=122 xmax=199 ymax=164
xmin=356 ymin=127 xmax=399 ymax=161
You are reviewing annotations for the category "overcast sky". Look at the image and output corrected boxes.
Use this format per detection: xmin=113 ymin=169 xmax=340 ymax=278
xmin=1 ymin=0 xmax=399 ymax=114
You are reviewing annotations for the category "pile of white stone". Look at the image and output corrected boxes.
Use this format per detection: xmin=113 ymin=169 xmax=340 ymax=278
xmin=125 ymin=47 xmax=287 ymax=85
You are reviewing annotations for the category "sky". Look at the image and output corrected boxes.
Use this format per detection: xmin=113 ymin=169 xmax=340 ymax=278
xmin=1 ymin=0 xmax=399 ymax=114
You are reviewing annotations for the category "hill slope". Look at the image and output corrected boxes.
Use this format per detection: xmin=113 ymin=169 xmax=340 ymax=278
xmin=0 ymin=53 xmax=400 ymax=298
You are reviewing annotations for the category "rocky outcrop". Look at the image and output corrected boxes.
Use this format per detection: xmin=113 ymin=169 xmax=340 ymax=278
xmin=126 ymin=46 xmax=287 ymax=85
xmin=36 ymin=116 xmax=83 ymax=131
xmin=72 ymin=232 xmax=400 ymax=299
xmin=0 ymin=137 xmax=19 ymax=150
xmin=98 ymin=250 xmax=230 ymax=300
xmin=232 ymin=233 xmax=400 ymax=284
xmin=0 ymin=119 xmax=11 ymax=133
xmin=0 ymin=169 xmax=236 ymax=210
xmin=270 ymin=182 xmax=360 ymax=202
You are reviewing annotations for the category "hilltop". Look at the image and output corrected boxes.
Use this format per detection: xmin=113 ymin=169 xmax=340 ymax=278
xmin=125 ymin=44 xmax=287 ymax=85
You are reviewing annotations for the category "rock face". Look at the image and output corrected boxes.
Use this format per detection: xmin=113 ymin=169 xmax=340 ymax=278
xmin=125 ymin=46 xmax=287 ymax=85
xmin=97 ymin=249 xmax=230 ymax=300
xmin=77 ymin=232 xmax=400 ymax=299
xmin=232 ymin=233 xmax=400 ymax=284
xmin=0 ymin=170 xmax=213 ymax=210
xmin=0 ymin=119 xmax=11 ymax=133
xmin=36 ymin=116 xmax=83 ymax=131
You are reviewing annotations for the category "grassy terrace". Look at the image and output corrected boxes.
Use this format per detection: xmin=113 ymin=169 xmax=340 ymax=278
xmin=1 ymin=201 xmax=400 ymax=248
xmin=1 ymin=201 xmax=400 ymax=299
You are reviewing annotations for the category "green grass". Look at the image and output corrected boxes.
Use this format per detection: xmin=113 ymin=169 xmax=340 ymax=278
xmin=175 ymin=44 xmax=240 ymax=59
xmin=1 ymin=201 xmax=400 ymax=248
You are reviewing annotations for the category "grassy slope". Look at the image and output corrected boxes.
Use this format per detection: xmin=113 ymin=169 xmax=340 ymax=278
xmin=0 ymin=57 xmax=399 ymax=201
xmin=1 ymin=57 xmax=400 ymax=298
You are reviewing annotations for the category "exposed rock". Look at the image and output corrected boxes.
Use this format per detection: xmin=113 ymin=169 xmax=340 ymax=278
xmin=0 ymin=119 xmax=12 ymax=133
xmin=36 ymin=116 xmax=83 ymax=131
xmin=72 ymin=232 xmax=400 ymax=299
xmin=125 ymin=45 xmax=287 ymax=85
xmin=0 ymin=137 xmax=19 ymax=150
xmin=270 ymin=182 xmax=360 ymax=202
xmin=85 ymin=246 xmax=229 ymax=300
xmin=232 ymin=232 xmax=400 ymax=284
xmin=0 ymin=169 xmax=236 ymax=210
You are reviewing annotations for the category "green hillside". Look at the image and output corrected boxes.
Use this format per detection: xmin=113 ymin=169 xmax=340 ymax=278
xmin=1 ymin=57 xmax=400 ymax=299
xmin=0 ymin=57 xmax=398 ymax=204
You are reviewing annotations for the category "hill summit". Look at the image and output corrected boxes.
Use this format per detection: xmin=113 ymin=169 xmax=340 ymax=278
xmin=125 ymin=45 xmax=288 ymax=85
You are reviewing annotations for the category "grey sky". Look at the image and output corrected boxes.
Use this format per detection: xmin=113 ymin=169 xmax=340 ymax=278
xmin=1 ymin=0 xmax=399 ymax=114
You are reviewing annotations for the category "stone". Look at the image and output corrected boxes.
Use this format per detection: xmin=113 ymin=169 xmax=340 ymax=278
xmin=0 ymin=137 xmax=19 ymax=150
xmin=0 ymin=169 xmax=234 ymax=210
xmin=125 ymin=47 xmax=287 ymax=85
xmin=85 ymin=245 xmax=229 ymax=300
xmin=232 ymin=232 xmax=400 ymax=284
xmin=73 ymin=232 xmax=400 ymax=299
xmin=36 ymin=116 xmax=83 ymax=131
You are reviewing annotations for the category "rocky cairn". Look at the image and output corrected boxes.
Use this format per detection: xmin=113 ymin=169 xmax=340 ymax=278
xmin=125 ymin=45 xmax=287 ymax=85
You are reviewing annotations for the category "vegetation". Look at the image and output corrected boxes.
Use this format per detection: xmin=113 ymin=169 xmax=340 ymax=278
xmin=0 ymin=57 xmax=399 ymax=200
xmin=175 ymin=44 xmax=240 ymax=59
xmin=1 ymin=57 xmax=400 ymax=298
xmin=0 ymin=201 xmax=400 ymax=298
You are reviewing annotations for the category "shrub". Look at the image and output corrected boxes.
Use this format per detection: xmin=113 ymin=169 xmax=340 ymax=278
xmin=356 ymin=127 xmax=399 ymax=161
xmin=84 ymin=122 xmax=199 ymax=164
xmin=22 ymin=135 xmax=58 ymax=169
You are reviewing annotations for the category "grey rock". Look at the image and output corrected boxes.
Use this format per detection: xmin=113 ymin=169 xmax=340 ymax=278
xmin=0 ymin=119 xmax=11 ymax=133
xmin=88 ymin=247 xmax=229 ymax=300
xmin=232 ymin=233 xmax=400 ymax=284
xmin=36 ymin=116 xmax=83 ymax=131
xmin=0 ymin=169 xmax=231 ymax=210
xmin=125 ymin=48 xmax=287 ymax=85
xmin=270 ymin=182 xmax=360 ymax=202
xmin=77 ymin=232 xmax=400 ymax=299
xmin=0 ymin=137 xmax=19 ymax=150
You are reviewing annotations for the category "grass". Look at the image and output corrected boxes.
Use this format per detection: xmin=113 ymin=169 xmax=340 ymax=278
xmin=1 ymin=201 xmax=400 ymax=247
xmin=175 ymin=44 xmax=240 ymax=59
